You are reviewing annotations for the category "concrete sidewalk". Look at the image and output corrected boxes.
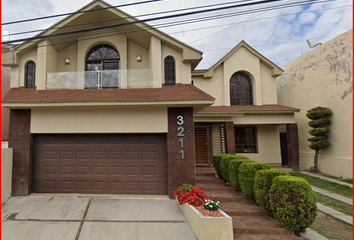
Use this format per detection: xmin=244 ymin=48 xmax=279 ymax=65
xmin=311 ymin=186 xmax=352 ymax=205
xmin=2 ymin=196 xmax=197 ymax=240
xmin=300 ymin=171 xmax=353 ymax=188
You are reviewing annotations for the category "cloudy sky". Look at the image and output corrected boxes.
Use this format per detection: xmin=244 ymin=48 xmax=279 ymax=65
xmin=1 ymin=0 xmax=352 ymax=69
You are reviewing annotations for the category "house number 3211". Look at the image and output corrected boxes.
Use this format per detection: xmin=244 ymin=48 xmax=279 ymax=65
xmin=177 ymin=115 xmax=185 ymax=160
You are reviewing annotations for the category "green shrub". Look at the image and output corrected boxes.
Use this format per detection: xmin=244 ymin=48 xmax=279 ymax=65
xmin=309 ymin=127 xmax=329 ymax=136
xmin=254 ymin=169 xmax=290 ymax=216
xmin=239 ymin=162 xmax=270 ymax=202
xmin=212 ymin=154 xmax=225 ymax=179
xmin=178 ymin=183 xmax=195 ymax=193
xmin=229 ymin=158 xmax=254 ymax=191
xmin=220 ymin=154 xmax=238 ymax=182
xmin=306 ymin=106 xmax=332 ymax=119
xmin=269 ymin=176 xmax=317 ymax=235
xmin=308 ymin=118 xmax=331 ymax=128
xmin=219 ymin=155 xmax=249 ymax=182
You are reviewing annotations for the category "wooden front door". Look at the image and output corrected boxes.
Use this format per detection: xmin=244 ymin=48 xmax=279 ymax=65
xmin=195 ymin=126 xmax=212 ymax=165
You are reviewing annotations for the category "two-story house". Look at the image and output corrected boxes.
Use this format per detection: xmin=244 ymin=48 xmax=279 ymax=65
xmin=2 ymin=0 xmax=300 ymax=198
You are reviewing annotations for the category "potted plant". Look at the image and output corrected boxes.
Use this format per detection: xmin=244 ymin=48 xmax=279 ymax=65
xmin=174 ymin=184 xmax=233 ymax=240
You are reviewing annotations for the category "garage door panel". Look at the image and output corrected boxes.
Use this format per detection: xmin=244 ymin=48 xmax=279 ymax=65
xmin=33 ymin=134 xmax=168 ymax=195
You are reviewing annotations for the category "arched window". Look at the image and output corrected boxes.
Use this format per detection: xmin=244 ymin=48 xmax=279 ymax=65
xmin=230 ymin=72 xmax=253 ymax=105
xmin=164 ymin=56 xmax=175 ymax=85
xmin=25 ymin=61 xmax=36 ymax=88
xmin=85 ymin=44 xmax=120 ymax=89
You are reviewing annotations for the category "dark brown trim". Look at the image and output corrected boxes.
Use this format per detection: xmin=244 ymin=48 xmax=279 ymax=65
xmin=286 ymin=124 xmax=300 ymax=171
xmin=167 ymin=107 xmax=196 ymax=198
xmin=225 ymin=122 xmax=235 ymax=154
xmin=9 ymin=109 xmax=33 ymax=196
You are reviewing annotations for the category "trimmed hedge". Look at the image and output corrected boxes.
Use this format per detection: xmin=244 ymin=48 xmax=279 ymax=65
xmin=212 ymin=154 xmax=225 ymax=179
xmin=229 ymin=158 xmax=254 ymax=191
xmin=220 ymin=155 xmax=237 ymax=182
xmin=269 ymin=176 xmax=317 ymax=235
xmin=239 ymin=162 xmax=270 ymax=202
xmin=254 ymin=169 xmax=290 ymax=216
xmin=220 ymin=155 xmax=249 ymax=182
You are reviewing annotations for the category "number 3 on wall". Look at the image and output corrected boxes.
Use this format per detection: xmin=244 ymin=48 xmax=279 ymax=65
xmin=177 ymin=115 xmax=184 ymax=125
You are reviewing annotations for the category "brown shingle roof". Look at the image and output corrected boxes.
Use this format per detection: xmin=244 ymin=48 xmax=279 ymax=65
xmin=2 ymin=84 xmax=215 ymax=104
xmin=197 ymin=105 xmax=300 ymax=114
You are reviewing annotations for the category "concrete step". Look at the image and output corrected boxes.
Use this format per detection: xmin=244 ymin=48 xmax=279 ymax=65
xmin=195 ymin=167 xmax=216 ymax=176
xmin=196 ymin=175 xmax=224 ymax=184
xmin=220 ymin=202 xmax=268 ymax=216
xmin=232 ymin=215 xmax=295 ymax=235
xmin=196 ymin=183 xmax=234 ymax=191
xmin=204 ymin=191 xmax=250 ymax=203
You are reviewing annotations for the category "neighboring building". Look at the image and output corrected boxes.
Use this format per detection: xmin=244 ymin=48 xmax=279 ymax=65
xmin=2 ymin=0 xmax=300 ymax=198
xmin=1 ymin=44 xmax=13 ymax=143
xmin=277 ymin=29 xmax=353 ymax=178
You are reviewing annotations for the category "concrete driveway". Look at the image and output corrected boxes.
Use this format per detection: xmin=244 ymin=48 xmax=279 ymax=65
xmin=1 ymin=195 xmax=197 ymax=240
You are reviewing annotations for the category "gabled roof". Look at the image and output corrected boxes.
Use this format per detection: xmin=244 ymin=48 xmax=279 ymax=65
xmin=192 ymin=40 xmax=283 ymax=78
xmin=11 ymin=0 xmax=202 ymax=68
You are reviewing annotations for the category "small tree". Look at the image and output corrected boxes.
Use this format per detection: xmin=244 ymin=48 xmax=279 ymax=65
xmin=306 ymin=106 xmax=332 ymax=173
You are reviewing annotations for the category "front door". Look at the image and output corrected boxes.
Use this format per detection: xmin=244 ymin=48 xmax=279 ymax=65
xmin=195 ymin=126 xmax=212 ymax=165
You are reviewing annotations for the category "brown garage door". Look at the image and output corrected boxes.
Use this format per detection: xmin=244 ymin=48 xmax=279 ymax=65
xmin=33 ymin=134 xmax=168 ymax=195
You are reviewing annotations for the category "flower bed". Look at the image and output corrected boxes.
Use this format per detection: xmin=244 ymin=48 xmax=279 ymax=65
xmin=174 ymin=185 xmax=233 ymax=240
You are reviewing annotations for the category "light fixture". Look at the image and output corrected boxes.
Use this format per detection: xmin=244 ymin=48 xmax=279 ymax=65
xmin=136 ymin=55 xmax=142 ymax=62
xmin=65 ymin=58 xmax=70 ymax=65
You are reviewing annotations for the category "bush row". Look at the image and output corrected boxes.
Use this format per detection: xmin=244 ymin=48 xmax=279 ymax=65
xmin=212 ymin=154 xmax=317 ymax=235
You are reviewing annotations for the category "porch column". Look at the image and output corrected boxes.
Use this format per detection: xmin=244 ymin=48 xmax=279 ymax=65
xmin=286 ymin=123 xmax=300 ymax=171
xmin=9 ymin=109 xmax=33 ymax=196
xmin=167 ymin=107 xmax=196 ymax=198
xmin=225 ymin=122 xmax=235 ymax=154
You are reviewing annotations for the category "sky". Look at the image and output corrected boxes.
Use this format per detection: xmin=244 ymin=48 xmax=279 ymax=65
xmin=1 ymin=0 xmax=353 ymax=69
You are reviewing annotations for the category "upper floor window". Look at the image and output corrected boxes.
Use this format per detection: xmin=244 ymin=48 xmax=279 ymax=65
xmin=86 ymin=44 xmax=120 ymax=89
xmin=25 ymin=61 xmax=36 ymax=88
xmin=164 ymin=56 xmax=175 ymax=85
xmin=230 ymin=72 xmax=253 ymax=105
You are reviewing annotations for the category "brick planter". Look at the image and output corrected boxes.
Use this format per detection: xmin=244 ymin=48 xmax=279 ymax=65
xmin=178 ymin=201 xmax=233 ymax=240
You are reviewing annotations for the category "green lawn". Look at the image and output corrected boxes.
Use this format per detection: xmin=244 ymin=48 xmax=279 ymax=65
xmin=315 ymin=192 xmax=353 ymax=216
xmin=310 ymin=212 xmax=353 ymax=240
xmin=290 ymin=173 xmax=353 ymax=199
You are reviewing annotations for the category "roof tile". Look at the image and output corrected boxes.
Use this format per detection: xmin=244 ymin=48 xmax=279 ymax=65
xmin=197 ymin=105 xmax=300 ymax=113
xmin=2 ymin=84 xmax=215 ymax=104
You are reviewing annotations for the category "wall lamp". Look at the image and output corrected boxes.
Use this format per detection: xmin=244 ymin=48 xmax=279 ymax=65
xmin=65 ymin=58 xmax=70 ymax=65
xmin=136 ymin=55 xmax=142 ymax=62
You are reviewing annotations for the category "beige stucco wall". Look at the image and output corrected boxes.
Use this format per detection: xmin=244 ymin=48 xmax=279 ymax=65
xmin=260 ymin=63 xmax=277 ymax=104
xmin=193 ymin=65 xmax=224 ymax=105
xmin=238 ymin=125 xmax=281 ymax=165
xmin=232 ymin=113 xmax=296 ymax=125
xmin=127 ymin=40 xmax=149 ymax=69
xmin=193 ymin=46 xmax=278 ymax=106
xmin=277 ymin=29 xmax=353 ymax=178
xmin=1 ymin=148 xmax=13 ymax=204
xmin=57 ymin=43 xmax=78 ymax=72
xmin=10 ymin=28 xmax=194 ymax=90
xmin=31 ymin=107 xmax=168 ymax=133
